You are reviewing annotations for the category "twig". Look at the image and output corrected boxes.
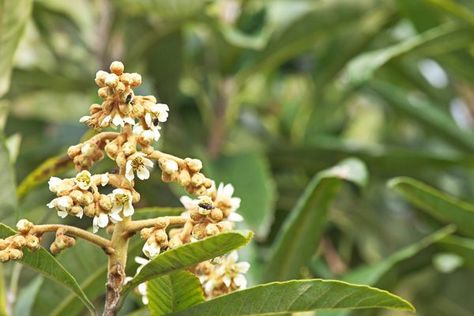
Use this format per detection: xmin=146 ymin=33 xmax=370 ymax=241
xmin=32 ymin=224 xmax=113 ymax=254
xmin=124 ymin=216 xmax=186 ymax=235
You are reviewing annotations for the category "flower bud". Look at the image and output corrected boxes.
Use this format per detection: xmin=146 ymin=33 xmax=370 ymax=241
xmin=110 ymin=61 xmax=124 ymax=75
xmin=98 ymin=87 xmax=109 ymax=99
xmin=178 ymin=170 xmax=191 ymax=186
xmin=8 ymin=248 xmax=23 ymax=260
xmin=168 ymin=236 xmax=182 ymax=249
xmin=99 ymin=195 xmax=112 ymax=211
xmin=192 ymin=224 xmax=207 ymax=240
xmin=16 ymin=219 xmax=33 ymax=234
xmin=105 ymin=74 xmax=119 ymax=87
xmin=0 ymin=239 xmax=7 ymax=250
xmin=185 ymin=158 xmax=202 ymax=173
xmin=11 ymin=235 xmax=26 ymax=248
xmin=129 ymin=73 xmax=142 ymax=87
xmin=105 ymin=141 xmax=119 ymax=159
xmin=122 ymin=142 xmax=136 ymax=157
xmin=67 ymin=144 xmax=82 ymax=158
xmin=50 ymin=243 xmax=60 ymax=255
xmin=95 ymin=70 xmax=108 ymax=86
xmin=206 ymin=224 xmax=219 ymax=236
xmin=210 ymin=208 xmax=223 ymax=222
xmin=154 ymin=229 xmax=168 ymax=243
xmin=84 ymin=204 xmax=96 ymax=217
xmin=26 ymin=235 xmax=40 ymax=250
xmin=191 ymin=173 xmax=205 ymax=186
xmin=140 ymin=228 xmax=153 ymax=240
xmin=160 ymin=159 xmax=179 ymax=175
xmin=0 ymin=251 xmax=9 ymax=262
xmin=70 ymin=190 xmax=83 ymax=203
xmin=70 ymin=206 xmax=83 ymax=217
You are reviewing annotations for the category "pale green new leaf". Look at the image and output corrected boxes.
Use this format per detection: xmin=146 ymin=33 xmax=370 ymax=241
xmin=265 ymin=158 xmax=367 ymax=281
xmin=389 ymin=177 xmax=474 ymax=237
xmin=0 ymin=224 xmax=95 ymax=314
xmin=0 ymin=0 xmax=32 ymax=97
xmin=122 ymin=231 xmax=253 ymax=294
xmin=148 ymin=270 xmax=204 ymax=315
xmin=171 ymin=279 xmax=415 ymax=315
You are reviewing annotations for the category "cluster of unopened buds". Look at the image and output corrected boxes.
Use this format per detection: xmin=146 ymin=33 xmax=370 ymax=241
xmin=3 ymin=61 xmax=249 ymax=303
xmin=0 ymin=220 xmax=40 ymax=262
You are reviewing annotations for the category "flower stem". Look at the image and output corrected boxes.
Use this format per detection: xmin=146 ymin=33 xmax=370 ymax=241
xmin=124 ymin=216 xmax=186 ymax=234
xmin=103 ymin=218 xmax=130 ymax=316
xmin=32 ymin=224 xmax=113 ymax=254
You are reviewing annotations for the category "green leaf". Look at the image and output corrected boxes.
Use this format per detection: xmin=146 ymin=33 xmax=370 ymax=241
xmin=134 ymin=207 xmax=184 ymax=219
xmin=14 ymin=276 xmax=43 ymax=316
xmin=148 ymin=270 xmax=204 ymax=315
xmin=0 ymin=135 xmax=17 ymax=221
xmin=438 ymin=235 xmax=474 ymax=268
xmin=346 ymin=23 xmax=472 ymax=85
xmin=265 ymin=158 xmax=367 ymax=281
xmin=0 ymin=224 xmax=95 ymax=314
xmin=171 ymin=279 xmax=415 ymax=315
xmin=369 ymin=81 xmax=474 ymax=152
xmin=423 ymin=0 xmax=474 ymax=27
xmin=207 ymin=152 xmax=275 ymax=238
xmin=342 ymin=225 xmax=455 ymax=286
xmin=122 ymin=231 xmax=253 ymax=294
xmin=388 ymin=177 xmax=474 ymax=237
xmin=0 ymin=0 xmax=32 ymax=97
xmin=16 ymin=154 xmax=72 ymax=200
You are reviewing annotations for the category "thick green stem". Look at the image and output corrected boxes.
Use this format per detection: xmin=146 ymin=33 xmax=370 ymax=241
xmin=103 ymin=218 xmax=130 ymax=316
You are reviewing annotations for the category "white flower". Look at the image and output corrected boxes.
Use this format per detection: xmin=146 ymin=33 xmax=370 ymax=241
xmin=94 ymin=172 xmax=109 ymax=186
xmin=125 ymin=153 xmax=154 ymax=182
xmin=150 ymin=103 xmax=169 ymax=123
xmin=143 ymin=113 xmax=162 ymax=141
xmin=133 ymin=124 xmax=158 ymax=142
xmin=75 ymin=170 xmax=92 ymax=190
xmin=216 ymin=183 xmax=241 ymax=212
xmin=92 ymin=213 xmax=109 ymax=233
xmin=111 ymin=189 xmax=134 ymax=217
xmin=112 ymin=113 xmax=135 ymax=127
xmin=137 ymin=283 xmax=148 ymax=305
xmin=142 ymin=239 xmax=161 ymax=258
xmin=47 ymin=196 xmax=73 ymax=218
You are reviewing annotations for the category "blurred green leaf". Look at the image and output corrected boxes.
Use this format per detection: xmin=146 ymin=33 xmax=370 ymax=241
xmin=16 ymin=154 xmax=72 ymax=201
xmin=389 ymin=177 xmax=474 ymax=237
xmin=14 ymin=276 xmax=43 ymax=316
xmin=172 ymin=279 xmax=414 ymax=315
xmin=265 ymin=158 xmax=368 ymax=282
xmin=369 ymin=81 xmax=474 ymax=152
xmin=347 ymin=23 xmax=472 ymax=85
xmin=0 ymin=135 xmax=17 ymax=221
xmin=438 ymin=235 xmax=474 ymax=268
xmin=148 ymin=270 xmax=204 ymax=315
xmin=423 ymin=0 xmax=474 ymax=27
xmin=118 ymin=0 xmax=212 ymax=20
xmin=0 ymin=224 xmax=95 ymax=314
xmin=134 ymin=207 xmax=184 ymax=219
xmin=207 ymin=152 xmax=275 ymax=238
xmin=122 ymin=231 xmax=253 ymax=294
xmin=0 ymin=0 xmax=32 ymax=97
xmin=0 ymin=265 xmax=6 ymax=316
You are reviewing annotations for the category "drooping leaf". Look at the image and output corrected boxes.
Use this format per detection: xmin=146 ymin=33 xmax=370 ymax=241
xmin=265 ymin=158 xmax=367 ymax=281
xmin=0 ymin=224 xmax=95 ymax=314
xmin=14 ymin=276 xmax=43 ymax=316
xmin=148 ymin=270 xmax=204 ymax=315
xmin=171 ymin=279 xmax=415 ymax=315
xmin=207 ymin=152 xmax=275 ymax=238
xmin=16 ymin=154 xmax=72 ymax=200
xmin=389 ymin=177 xmax=474 ymax=237
xmin=122 ymin=231 xmax=252 ymax=294
xmin=0 ymin=0 xmax=33 ymax=97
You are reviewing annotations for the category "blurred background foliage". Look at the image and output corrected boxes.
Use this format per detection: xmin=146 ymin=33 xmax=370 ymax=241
xmin=1 ymin=0 xmax=474 ymax=315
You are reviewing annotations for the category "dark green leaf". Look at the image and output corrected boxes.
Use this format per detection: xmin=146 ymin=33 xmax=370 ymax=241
xmin=148 ymin=270 xmax=204 ymax=315
xmin=389 ymin=177 xmax=474 ymax=237
xmin=172 ymin=279 xmax=415 ymax=315
xmin=265 ymin=158 xmax=367 ymax=281
xmin=122 ymin=231 xmax=252 ymax=294
xmin=0 ymin=224 xmax=95 ymax=314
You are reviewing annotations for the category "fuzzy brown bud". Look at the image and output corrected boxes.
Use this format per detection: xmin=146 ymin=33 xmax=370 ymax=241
xmin=16 ymin=219 xmax=34 ymax=234
xmin=110 ymin=61 xmax=124 ymax=75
